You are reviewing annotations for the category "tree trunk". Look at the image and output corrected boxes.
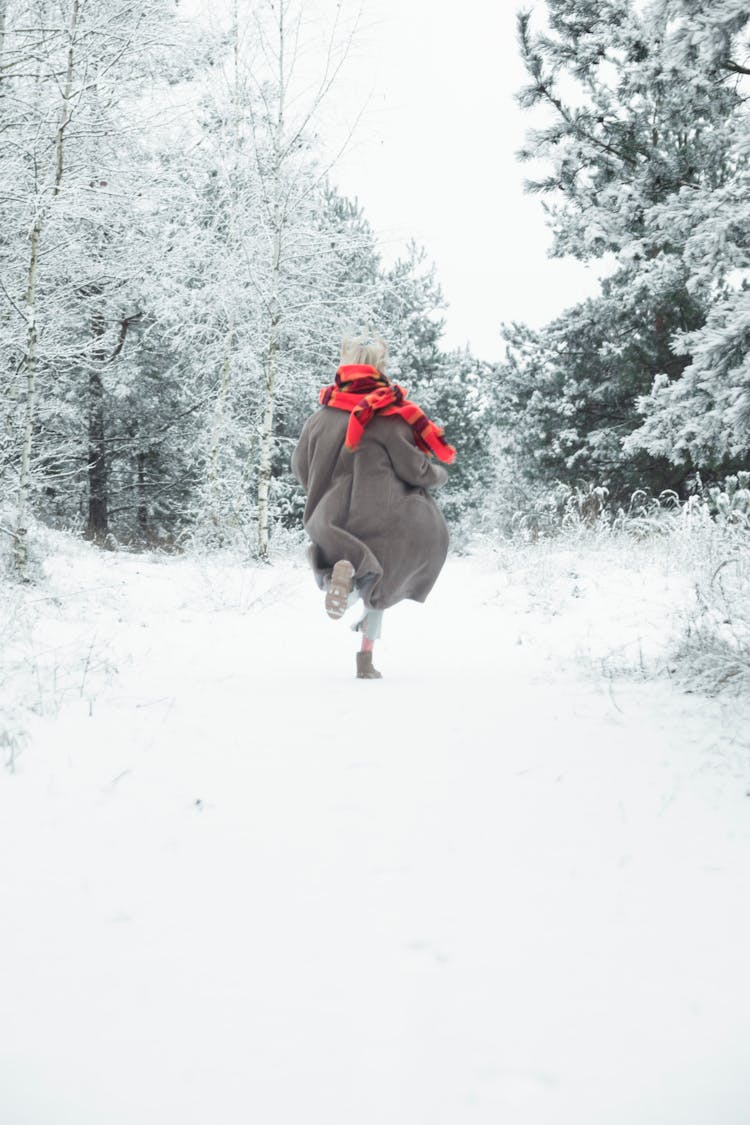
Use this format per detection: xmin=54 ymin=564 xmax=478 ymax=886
xmin=54 ymin=0 xmax=79 ymax=199
xmin=256 ymin=3 xmax=286 ymax=561
xmin=136 ymin=450 xmax=148 ymax=539
xmin=86 ymin=368 xmax=108 ymax=540
xmin=256 ymin=304 xmax=279 ymax=560
xmin=14 ymin=216 xmax=42 ymax=574
xmin=82 ymin=294 xmax=110 ymax=540
xmin=207 ymin=318 xmax=235 ymax=536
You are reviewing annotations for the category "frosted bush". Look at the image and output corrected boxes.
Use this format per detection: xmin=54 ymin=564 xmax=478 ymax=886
xmin=475 ymin=472 xmax=750 ymax=696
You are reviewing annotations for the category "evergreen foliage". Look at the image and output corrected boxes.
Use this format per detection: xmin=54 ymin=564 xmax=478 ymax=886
xmin=502 ymin=0 xmax=750 ymax=498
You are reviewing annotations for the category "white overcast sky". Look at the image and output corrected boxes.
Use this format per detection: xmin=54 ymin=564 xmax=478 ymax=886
xmin=187 ymin=0 xmax=604 ymax=361
xmin=320 ymin=0 xmax=605 ymax=360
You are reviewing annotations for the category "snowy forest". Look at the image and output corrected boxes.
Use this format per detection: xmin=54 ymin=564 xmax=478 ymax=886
xmin=0 ymin=0 xmax=484 ymax=564
xmin=1 ymin=0 xmax=749 ymax=568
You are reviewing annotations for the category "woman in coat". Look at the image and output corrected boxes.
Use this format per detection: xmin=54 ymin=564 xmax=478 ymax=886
xmin=291 ymin=335 xmax=455 ymax=679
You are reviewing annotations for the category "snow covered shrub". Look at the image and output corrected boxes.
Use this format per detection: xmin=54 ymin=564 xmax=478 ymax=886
xmin=593 ymin=478 xmax=750 ymax=695
xmin=273 ymin=470 xmax=307 ymax=534
xmin=0 ymin=510 xmax=47 ymax=585
xmin=609 ymin=489 xmax=682 ymax=539
xmin=0 ymin=581 xmax=27 ymax=769
xmin=477 ymin=461 xmax=750 ymax=695
xmin=662 ymin=485 xmax=750 ymax=696
xmin=509 ymin=482 xmax=611 ymax=540
xmin=0 ymin=520 xmax=17 ymax=579
xmin=0 ymin=530 xmax=125 ymax=764
xmin=671 ymin=550 xmax=750 ymax=696
xmin=0 ymin=557 xmax=48 ymax=766
xmin=479 ymin=462 xmax=614 ymax=541
xmin=705 ymin=473 xmax=750 ymax=528
xmin=0 ymin=726 xmax=25 ymax=772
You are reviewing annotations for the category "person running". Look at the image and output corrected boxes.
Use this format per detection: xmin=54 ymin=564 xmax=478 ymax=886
xmin=291 ymin=334 xmax=455 ymax=679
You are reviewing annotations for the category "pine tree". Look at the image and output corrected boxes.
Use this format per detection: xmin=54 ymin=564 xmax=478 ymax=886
xmin=624 ymin=0 xmax=750 ymax=466
xmin=504 ymin=0 xmax=749 ymax=495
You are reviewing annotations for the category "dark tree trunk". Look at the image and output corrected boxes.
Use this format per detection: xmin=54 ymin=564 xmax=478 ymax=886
xmin=83 ymin=303 xmax=138 ymax=542
xmin=86 ymin=367 xmax=108 ymax=539
xmin=136 ymin=449 xmax=148 ymax=538
xmin=86 ymin=305 xmax=109 ymax=541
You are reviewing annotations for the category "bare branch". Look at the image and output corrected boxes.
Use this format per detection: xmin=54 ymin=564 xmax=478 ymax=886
xmin=724 ymin=59 xmax=750 ymax=76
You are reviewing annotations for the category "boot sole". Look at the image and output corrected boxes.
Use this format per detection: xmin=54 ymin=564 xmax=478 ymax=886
xmin=325 ymin=559 xmax=355 ymax=619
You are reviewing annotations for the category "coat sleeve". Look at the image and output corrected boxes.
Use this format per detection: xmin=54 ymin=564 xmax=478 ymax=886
xmin=291 ymin=419 xmax=311 ymax=491
xmin=381 ymin=418 xmax=450 ymax=489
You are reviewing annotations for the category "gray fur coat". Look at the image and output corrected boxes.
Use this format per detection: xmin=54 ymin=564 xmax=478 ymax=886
xmin=291 ymin=407 xmax=450 ymax=610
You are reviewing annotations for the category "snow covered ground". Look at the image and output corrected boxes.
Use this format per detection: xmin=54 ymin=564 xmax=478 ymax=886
xmin=1 ymin=535 xmax=749 ymax=1125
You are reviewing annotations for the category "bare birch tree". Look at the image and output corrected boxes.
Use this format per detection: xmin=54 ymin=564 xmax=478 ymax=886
xmin=157 ymin=0 xmax=375 ymax=554
xmin=243 ymin=0 xmax=366 ymax=559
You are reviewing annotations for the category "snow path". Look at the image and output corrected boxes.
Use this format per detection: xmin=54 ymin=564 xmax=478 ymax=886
xmin=1 ymin=547 xmax=749 ymax=1124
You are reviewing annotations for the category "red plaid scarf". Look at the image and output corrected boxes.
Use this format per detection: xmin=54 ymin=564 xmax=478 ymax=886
xmin=319 ymin=365 xmax=456 ymax=464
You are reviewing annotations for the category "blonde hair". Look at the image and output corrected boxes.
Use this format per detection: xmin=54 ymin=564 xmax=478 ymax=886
xmin=341 ymin=334 xmax=388 ymax=373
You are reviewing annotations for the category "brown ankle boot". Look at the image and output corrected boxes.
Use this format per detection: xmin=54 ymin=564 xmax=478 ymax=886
xmin=356 ymin=650 xmax=382 ymax=679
